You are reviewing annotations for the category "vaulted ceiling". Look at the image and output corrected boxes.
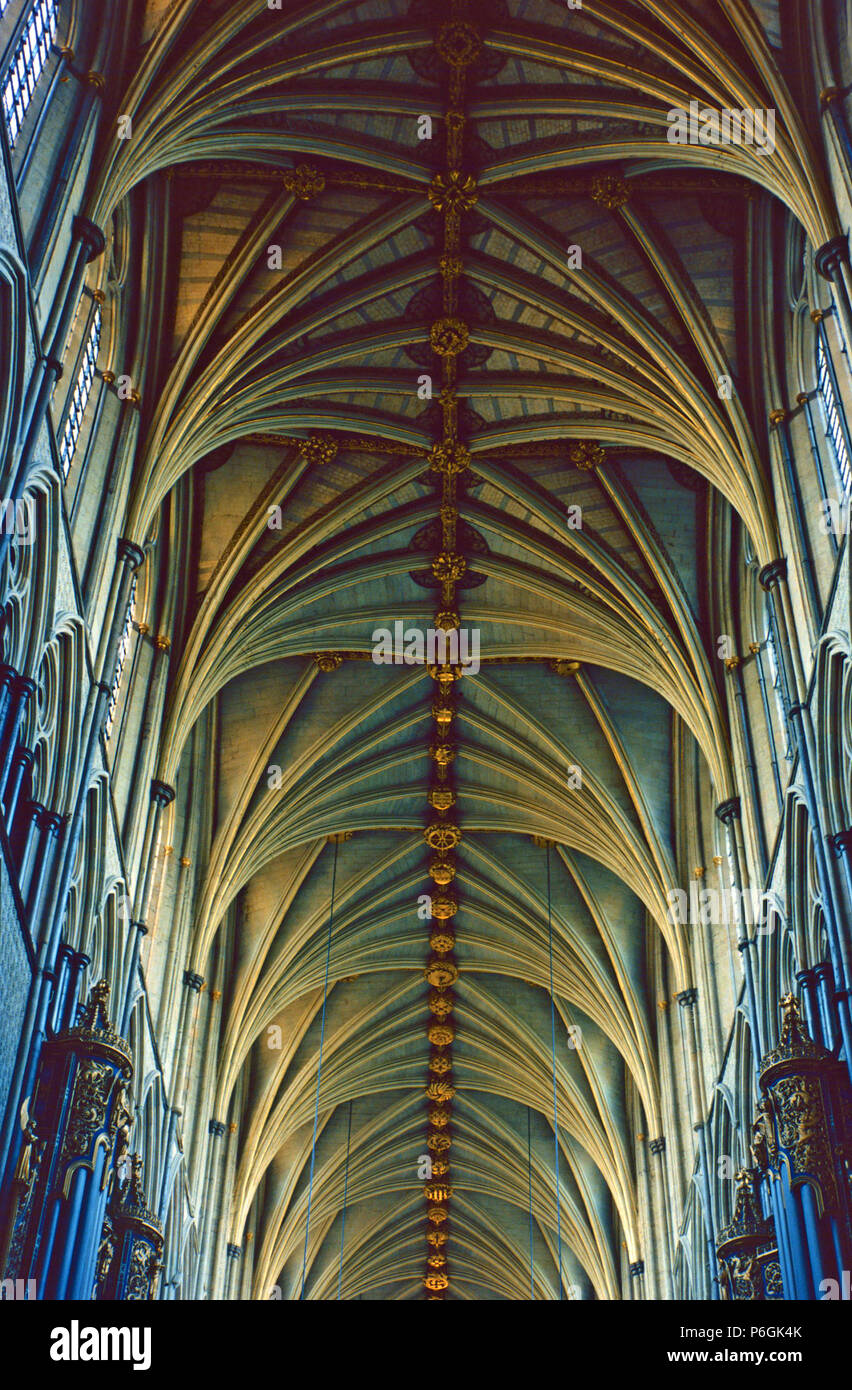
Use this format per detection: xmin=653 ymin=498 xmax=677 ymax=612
xmin=91 ymin=0 xmax=841 ymax=1298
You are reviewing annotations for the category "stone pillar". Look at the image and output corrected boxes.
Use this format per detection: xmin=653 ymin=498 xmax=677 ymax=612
xmin=767 ymin=411 xmax=821 ymax=633
xmin=649 ymin=1137 xmax=675 ymax=1298
xmin=118 ymin=779 xmax=174 ymax=1035
xmin=724 ymin=657 xmax=768 ymax=877
xmin=814 ymin=234 xmax=852 ymax=358
xmin=14 ymin=801 xmax=44 ymax=899
xmin=171 ymin=972 xmax=205 ymax=1116
xmin=821 ymin=89 xmax=852 ymax=184
xmin=47 ymin=944 xmax=73 ymax=1038
xmin=716 ymin=797 xmax=763 ymax=1058
xmin=56 ymin=951 xmax=90 ymax=1034
xmin=677 ymin=989 xmax=717 ymax=1296
xmin=224 ymin=1243 xmax=241 ymax=1300
xmin=628 ymin=1259 xmax=645 ymax=1300
xmin=0 ymin=668 xmax=18 ymax=753
xmin=25 ymin=810 xmax=63 ymax=932
xmin=194 ymin=1119 xmax=226 ymax=1299
xmin=796 ymin=966 xmax=823 ymax=1046
xmin=0 ymin=679 xmax=36 ymax=808
xmin=813 ymin=963 xmax=837 ymax=1052
xmin=122 ymin=641 xmax=172 ymax=873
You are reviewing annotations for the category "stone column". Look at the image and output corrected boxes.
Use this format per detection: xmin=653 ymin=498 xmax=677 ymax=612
xmin=724 ymin=657 xmax=768 ymax=877
xmin=820 ymin=89 xmax=852 ymax=184
xmin=171 ymin=971 xmax=205 ymax=1118
xmin=648 ymin=1138 xmax=675 ymax=1299
xmin=25 ymin=811 xmax=63 ymax=932
xmin=224 ymin=1243 xmax=242 ymax=1300
xmin=814 ymin=234 xmax=852 ymax=356
xmin=677 ymin=989 xmax=717 ymax=1297
xmin=0 ymin=680 xmax=36 ymax=809
xmin=118 ymin=779 xmax=175 ymax=1034
xmin=716 ymin=797 xmax=764 ymax=1053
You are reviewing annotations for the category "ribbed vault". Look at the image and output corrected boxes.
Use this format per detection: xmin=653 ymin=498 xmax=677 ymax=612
xmin=93 ymin=0 xmax=843 ymax=1297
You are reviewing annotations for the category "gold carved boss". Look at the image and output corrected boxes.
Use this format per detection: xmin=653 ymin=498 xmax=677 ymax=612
xmin=430 ymin=317 xmax=470 ymax=357
xmin=429 ymin=170 xmax=478 ymax=214
xmin=435 ymin=20 xmax=482 ymax=67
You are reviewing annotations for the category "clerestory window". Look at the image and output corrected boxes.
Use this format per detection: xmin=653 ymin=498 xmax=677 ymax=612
xmin=59 ymin=302 xmax=100 ymax=479
xmin=816 ymin=333 xmax=852 ymax=497
xmin=1 ymin=0 xmax=59 ymax=148
xmin=105 ymin=575 xmax=137 ymax=739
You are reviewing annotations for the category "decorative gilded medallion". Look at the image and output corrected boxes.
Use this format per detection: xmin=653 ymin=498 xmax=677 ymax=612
xmin=429 ymin=858 xmax=456 ymax=884
xmin=424 ymin=823 xmax=461 ymax=851
xmin=589 ymin=172 xmax=630 ymax=209
xmin=429 ymin=441 xmax=470 ymax=474
xmin=428 ymin=787 xmax=456 ymax=812
xmin=428 ymin=170 xmax=479 ymax=214
xmin=428 ymin=992 xmax=454 ymax=1020
xmin=425 ymin=1183 xmax=452 ymax=1202
xmin=431 ymin=551 xmax=467 ymax=582
xmin=435 ymin=20 xmax=482 ymax=67
xmin=428 ymin=1022 xmax=454 ymax=1046
xmin=282 ymin=164 xmax=326 ymax=201
xmin=430 ymin=317 xmax=470 ymax=357
xmin=430 ymin=894 xmax=458 ymax=919
xmin=569 ymin=440 xmax=605 ymax=471
xmin=429 ymin=929 xmax=456 ymax=954
xmin=312 ymin=652 xmax=346 ymax=672
xmin=297 ymin=433 xmax=338 ymax=466
xmin=425 ymin=958 xmax=459 ymax=988
xmin=425 ymin=1080 xmax=456 ymax=1103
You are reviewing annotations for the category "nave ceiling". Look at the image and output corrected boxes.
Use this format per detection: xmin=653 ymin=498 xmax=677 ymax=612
xmin=75 ymin=0 xmax=841 ymax=1297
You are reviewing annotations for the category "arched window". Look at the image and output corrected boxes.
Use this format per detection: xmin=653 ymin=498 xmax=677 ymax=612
xmin=105 ymin=573 xmax=136 ymax=738
xmin=1 ymin=0 xmax=59 ymax=148
xmin=816 ymin=327 xmax=852 ymax=496
xmin=59 ymin=302 xmax=100 ymax=479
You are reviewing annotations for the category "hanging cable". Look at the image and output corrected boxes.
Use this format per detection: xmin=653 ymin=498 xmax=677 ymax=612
xmin=299 ymin=836 xmax=339 ymax=1300
xmin=546 ymin=842 xmax=564 ymax=1299
xmin=337 ymin=1097 xmax=353 ymax=1300
xmin=528 ymin=1105 xmax=534 ymax=1300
